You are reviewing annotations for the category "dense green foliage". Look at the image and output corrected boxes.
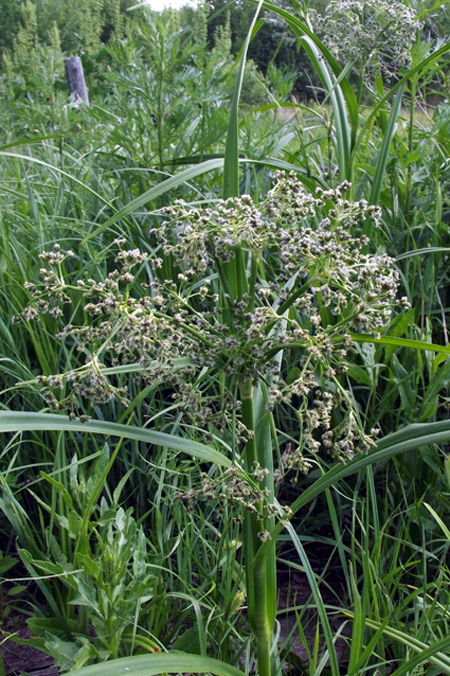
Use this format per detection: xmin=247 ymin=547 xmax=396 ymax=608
xmin=2 ymin=0 xmax=449 ymax=100
xmin=1 ymin=1 xmax=450 ymax=676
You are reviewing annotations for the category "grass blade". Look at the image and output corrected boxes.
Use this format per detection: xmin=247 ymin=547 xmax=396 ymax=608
xmin=253 ymin=0 xmax=359 ymax=138
xmin=368 ymin=84 xmax=404 ymax=207
xmin=351 ymin=333 xmax=450 ymax=356
xmin=342 ymin=612 xmax=450 ymax=675
xmin=300 ymin=36 xmax=351 ymax=180
xmin=0 ymin=412 xmax=231 ymax=467
xmin=284 ymin=521 xmax=340 ymax=676
xmin=223 ymin=0 xmax=264 ymax=199
xmin=82 ymin=158 xmax=224 ymax=243
xmin=254 ymin=419 xmax=450 ymax=566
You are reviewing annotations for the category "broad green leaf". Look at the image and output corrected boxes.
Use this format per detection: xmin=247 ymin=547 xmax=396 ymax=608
xmin=69 ymin=577 xmax=101 ymax=615
xmin=77 ymin=553 xmax=102 ymax=582
xmin=390 ymin=354 xmax=416 ymax=414
xmin=172 ymin=628 xmax=201 ymax=655
xmin=67 ymin=652 xmax=247 ymax=676
xmin=39 ymin=472 xmax=73 ymax=510
xmin=0 ymin=555 xmax=17 ymax=574
xmin=27 ymin=617 xmax=86 ymax=639
xmin=0 ymin=412 xmax=231 ymax=467
xmin=44 ymin=634 xmax=82 ymax=671
xmin=7 ymin=584 xmax=26 ymax=595
xmin=420 ymin=358 xmax=450 ymax=420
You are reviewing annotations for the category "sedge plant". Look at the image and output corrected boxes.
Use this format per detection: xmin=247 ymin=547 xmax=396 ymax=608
xmin=13 ymin=170 xmax=408 ymax=675
xmin=4 ymin=3 xmax=450 ymax=675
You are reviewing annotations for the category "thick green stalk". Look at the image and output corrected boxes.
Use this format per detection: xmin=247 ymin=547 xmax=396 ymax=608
xmin=239 ymin=377 xmax=273 ymax=676
xmin=253 ymin=385 xmax=277 ymax=631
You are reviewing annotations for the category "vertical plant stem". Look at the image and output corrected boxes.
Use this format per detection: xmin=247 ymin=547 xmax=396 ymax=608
xmin=405 ymin=78 xmax=417 ymax=229
xmin=240 ymin=377 xmax=273 ymax=676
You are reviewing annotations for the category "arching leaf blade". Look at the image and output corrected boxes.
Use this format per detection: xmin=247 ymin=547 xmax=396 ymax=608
xmin=0 ymin=412 xmax=231 ymax=467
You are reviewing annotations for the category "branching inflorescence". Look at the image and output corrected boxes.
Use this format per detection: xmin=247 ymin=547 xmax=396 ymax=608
xmin=18 ymin=173 xmax=408 ymax=476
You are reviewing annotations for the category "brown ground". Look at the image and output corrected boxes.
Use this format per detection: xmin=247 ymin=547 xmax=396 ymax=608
xmin=0 ymin=626 xmax=57 ymax=676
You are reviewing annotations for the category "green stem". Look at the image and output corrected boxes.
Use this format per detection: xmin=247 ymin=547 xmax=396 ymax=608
xmin=277 ymin=275 xmax=317 ymax=315
xmin=153 ymin=310 xmax=215 ymax=349
xmin=239 ymin=378 xmax=273 ymax=676
xmin=405 ymin=77 xmax=416 ymax=229
xmin=157 ymin=74 xmax=164 ymax=173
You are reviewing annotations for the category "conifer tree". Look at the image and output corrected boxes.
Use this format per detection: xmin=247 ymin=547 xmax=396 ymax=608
xmin=162 ymin=7 xmax=181 ymax=32
xmin=80 ymin=0 xmax=103 ymax=54
xmin=1 ymin=50 xmax=14 ymax=96
xmin=0 ymin=0 xmax=21 ymax=58
xmin=62 ymin=0 xmax=103 ymax=55
xmin=193 ymin=0 xmax=209 ymax=47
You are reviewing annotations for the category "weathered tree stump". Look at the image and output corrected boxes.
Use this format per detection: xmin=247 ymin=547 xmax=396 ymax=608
xmin=65 ymin=56 xmax=89 ymax=104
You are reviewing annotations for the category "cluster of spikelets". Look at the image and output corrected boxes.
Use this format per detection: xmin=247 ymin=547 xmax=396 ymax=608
xmin=17 ymin=173 xmax=408 ymax=470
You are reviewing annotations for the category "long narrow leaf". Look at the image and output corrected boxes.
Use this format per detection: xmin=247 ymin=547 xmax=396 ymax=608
xmin=351 ymin=333 xmax=450 ymax=356
xmin=300 ymin=36 xmax=351 ymax=180
xmin=0 ymin=152 xmax=118 ymax=217
xmin=342 ymin=611 xmax=450 ymax=675
xmin=368 ymin=84 xmax=404 ymax=207
xmin=0 ymin=412 xmax=231 ymax=467
xmin=284 ymin=521 xmax=340 ymax=676
xmin=82 ymin=158 xmax=224 ymax=243
xmin=396 ymin=247 xmax=450 ymax=261
xmin=253 ymin=0 xmax=359 ymax=136
xmin=353 ymin=42 xmax=450 ymax=160
xmin=223 ymin=0 xmax=264 ymax=199
xmin=254 ymin=419 xmax=450 ymax=566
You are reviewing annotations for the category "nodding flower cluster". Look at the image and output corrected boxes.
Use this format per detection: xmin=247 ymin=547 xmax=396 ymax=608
xmin=17 ymin=173 xmax=408 ymax=472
